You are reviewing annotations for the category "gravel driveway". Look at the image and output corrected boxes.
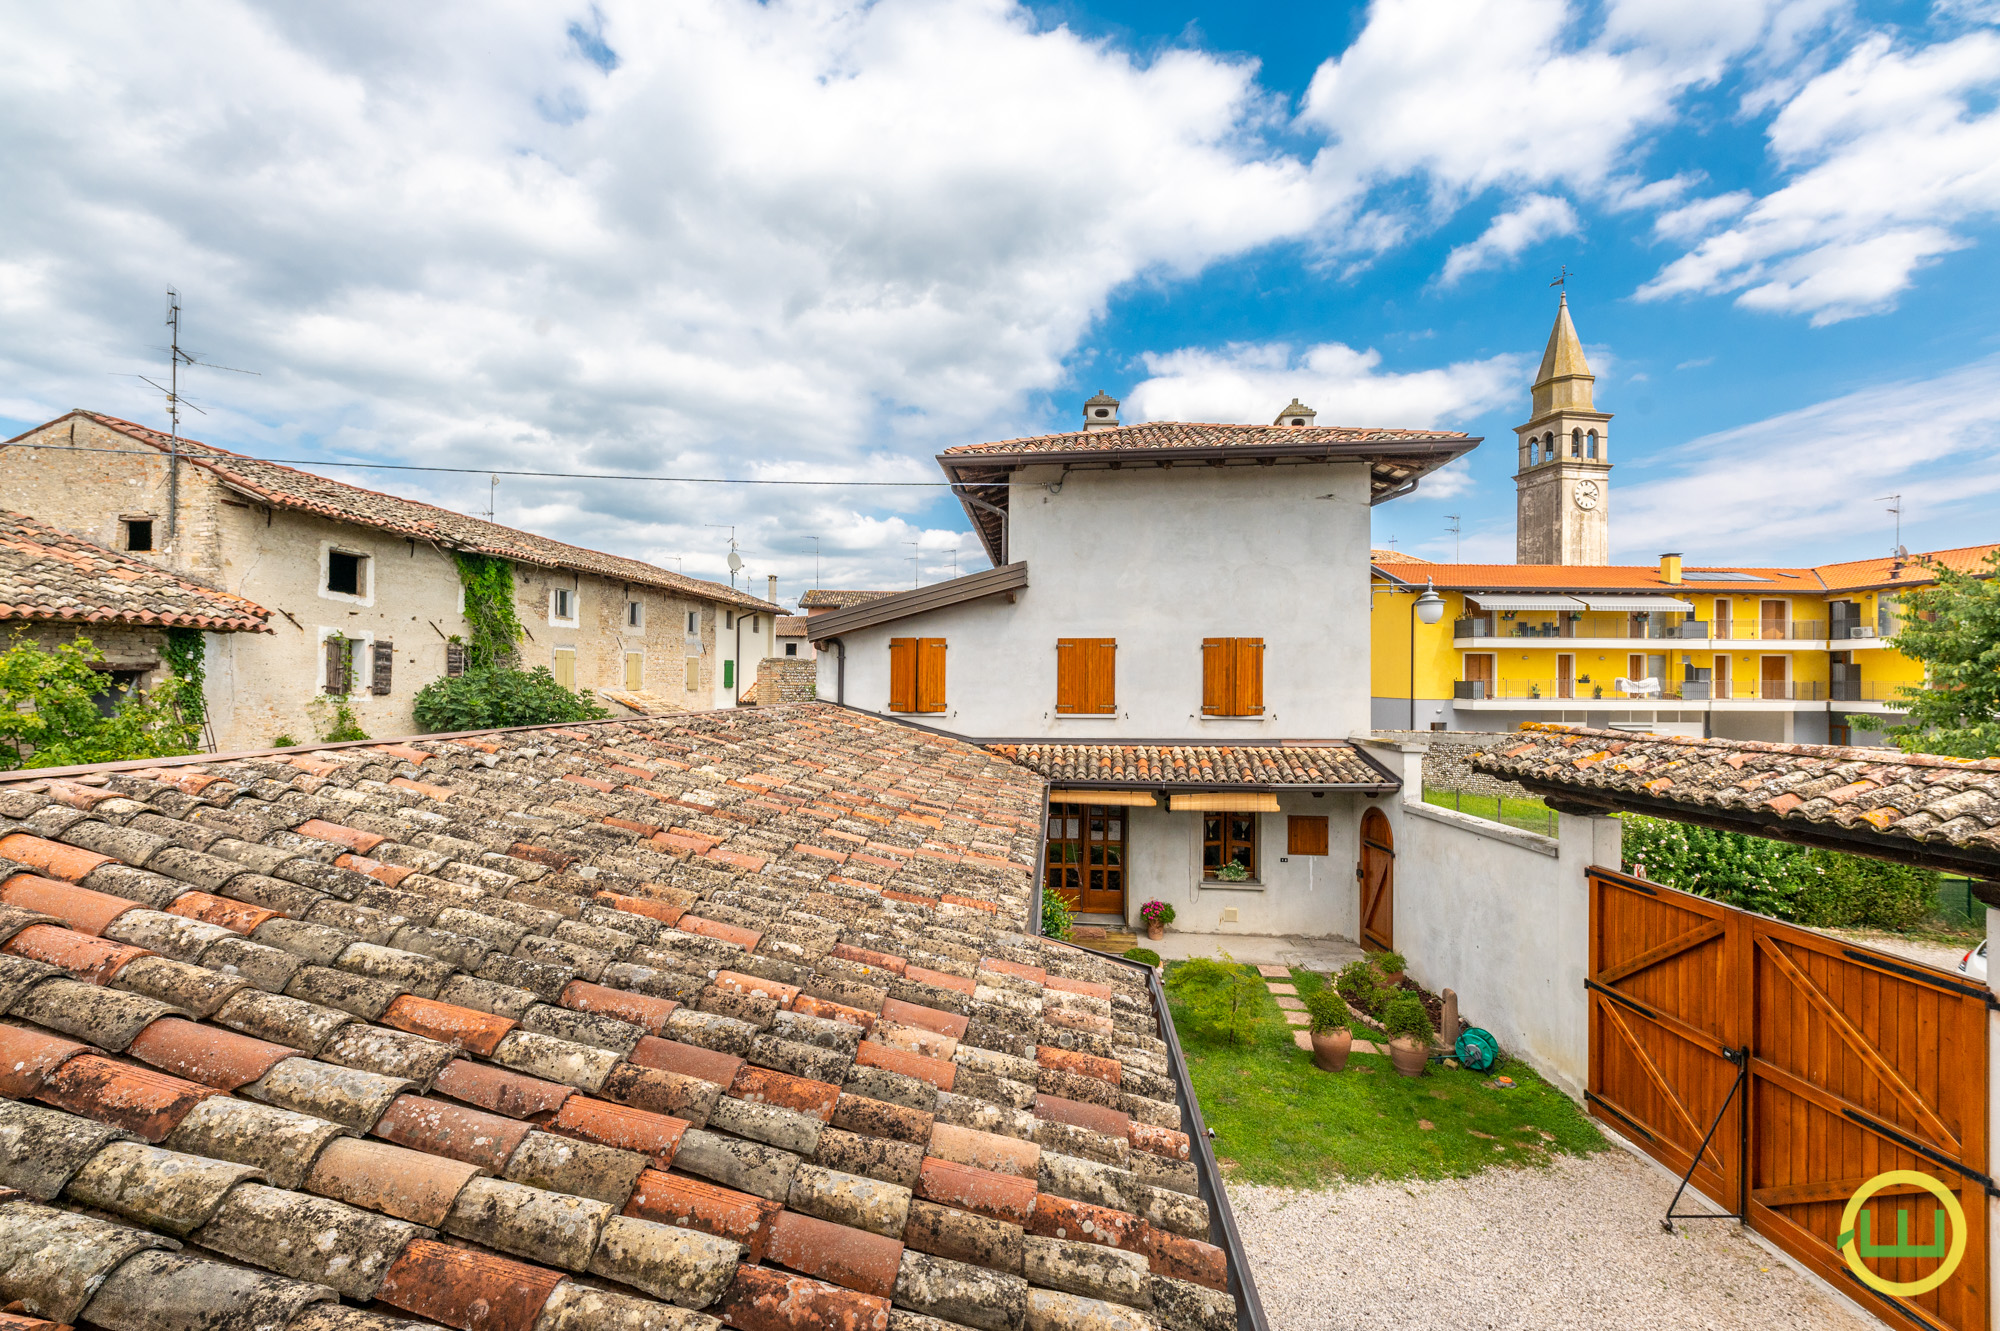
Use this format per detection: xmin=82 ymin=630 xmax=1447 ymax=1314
xmin=1230 ymin=1149 xmax=1871 ymax=1330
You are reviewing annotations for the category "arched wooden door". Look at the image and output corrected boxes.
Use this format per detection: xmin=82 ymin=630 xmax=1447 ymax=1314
xmin=1358 ymin=807 xmax=1394 ymax=952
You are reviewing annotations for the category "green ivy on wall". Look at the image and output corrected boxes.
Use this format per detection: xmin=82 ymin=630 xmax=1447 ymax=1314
xmin=162 ymin=626 xmax=206 ymax=732
xmin=454 ymin=553 xmax=525 ymax=670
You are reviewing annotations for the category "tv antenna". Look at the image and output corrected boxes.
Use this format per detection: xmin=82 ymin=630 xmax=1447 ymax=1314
xmin=705 ymin=524 xmax=741 ymax=587
xmin=123 ymin=288 xmax=258 ymax=543
xmin=905 ymin=540 xmax=921 ymax=589
xmin=801 ymin=536 xmax=821 ymax=590
xmin=1876 ymin=494 xmax=1903 ymax=553
xmin=484 ymin=475 xmax=499 ymax=521
xmin=1445 ymin=513 xmax=1461 ymax=563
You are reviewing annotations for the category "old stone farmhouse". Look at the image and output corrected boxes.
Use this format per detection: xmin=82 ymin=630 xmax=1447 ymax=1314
xmin=0 ymin=412 xmax=781 ymax=750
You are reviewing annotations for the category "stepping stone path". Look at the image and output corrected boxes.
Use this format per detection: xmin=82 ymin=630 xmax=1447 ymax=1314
xmin=1260 ymin=966 xmax=1385 ymax=1055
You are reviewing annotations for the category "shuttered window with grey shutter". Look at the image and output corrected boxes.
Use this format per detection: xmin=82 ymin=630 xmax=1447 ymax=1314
xmin=371 ymin=640 xmax=393 ymax=695
xmin=445 ymin=642 xmax=466 ymax=677
xmin=324 ymin=637 xmax=350 ymax=695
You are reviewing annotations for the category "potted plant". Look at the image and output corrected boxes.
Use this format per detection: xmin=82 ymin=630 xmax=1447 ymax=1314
xmin=1139 ymin=900 xmax=1175 ymax=941
xmin=1380 ymin=992 xmax=1435 ymax=1078
xmin=1303 ymin=988 xmax=1351 ymax=1072
xmin=1213 ymin=861 xmax=1250 ymax=883
xmin=1372 ymin=949 xmax=1407 ymax=987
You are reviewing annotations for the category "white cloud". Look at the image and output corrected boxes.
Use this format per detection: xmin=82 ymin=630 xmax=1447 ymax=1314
xmin=1652 ymin=191 xmax=1753 ymax=240
xmin=1124 ymin=340 xmax=1524 ymax=431
xmin=1615 ymin=353 xmax=2000 ymax=561
xmin=1439 ymin=195 xmax=1579 ymax=285
xmin=0 ymin=0 xmax=1340 ymax=594
xmin=1638 ymin=31 xmax=2000 ymax=323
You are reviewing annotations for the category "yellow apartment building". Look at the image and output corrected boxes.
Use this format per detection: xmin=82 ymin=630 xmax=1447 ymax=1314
xmin=1370 ymin=544 xmax=1997 ymax=744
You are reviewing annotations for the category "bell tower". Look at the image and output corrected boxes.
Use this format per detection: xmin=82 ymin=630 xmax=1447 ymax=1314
xmin=1513 ymin=294 xmax=1613 ymax=564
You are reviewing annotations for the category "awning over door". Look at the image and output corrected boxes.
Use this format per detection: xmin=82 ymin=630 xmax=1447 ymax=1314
xmin=1166 ymin=792 xmax=1282 ymax=812
xmin=1465 ymin=594 xmax=1586 ymax=611
xmin=1575 ymin=595 xmax=1696 ymax=612
xmin=1047 ymin=790 xmax=1157 ymax=806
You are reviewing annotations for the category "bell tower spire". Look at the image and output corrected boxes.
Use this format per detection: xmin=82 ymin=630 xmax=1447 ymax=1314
xmin=1513 ymin=294 xmax=1613 ymax=564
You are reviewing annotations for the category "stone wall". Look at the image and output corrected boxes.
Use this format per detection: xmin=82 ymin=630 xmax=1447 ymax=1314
xmin=745 ymin=657 xmax=816 ymax=705
xmin=1369 ymin=729 xmax=1534 ymax=798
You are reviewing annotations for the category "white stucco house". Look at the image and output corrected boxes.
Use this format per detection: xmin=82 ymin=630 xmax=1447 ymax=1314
xmin=808 ymin=394 xmax=1481 ymax=938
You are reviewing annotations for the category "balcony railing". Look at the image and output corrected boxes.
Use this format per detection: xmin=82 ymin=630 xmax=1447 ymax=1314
xmin=1829 ymin=681 xmax=1906 ymax=702
xmin=1481 ymin=678 xmax=1836 ymax=702
xmin=1455 ymin=616 xmax=1828 ymax=641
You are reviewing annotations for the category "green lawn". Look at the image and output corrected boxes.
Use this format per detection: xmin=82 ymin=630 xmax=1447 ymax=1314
xmin=1423 ymin=786 xmax=1559 ymax=837
xmin=1167 ymin=963 xmax=1604 ymax=1188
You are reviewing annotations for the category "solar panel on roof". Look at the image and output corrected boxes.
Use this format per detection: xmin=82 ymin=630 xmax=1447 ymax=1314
xmin=1679 ymin=571 xmax=1771 ymax=581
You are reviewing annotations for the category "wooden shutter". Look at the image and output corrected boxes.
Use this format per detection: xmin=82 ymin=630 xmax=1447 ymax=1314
xmin=1288 ymin=815 xmax=1329 ymax=856
xmin=445 ymin=642 xmax=466 ymax=677
xmin=1232 ymin=638 xmax=1264 ymax=715
xmin=916 ymin=639 xmax=947 ymax=713
xmin=323 ymin=638 xmax=349 ymax=695
xmin=370 ymin=640 xmax=393 ymax=695
xmin=684 ymin=657 xmax=701 ymax=691
xmin=888 ymin=638 xmax=918 ymax=712
xmin=624 ymin=653 xmax=643 ymax=690
xmin=1057 ymin=638 xmax=1115 ymax=714
xmin=553 ymin=648 xmax=576 ymax=690
xmin=1202 ymin=638 xmax=1264 ymax=716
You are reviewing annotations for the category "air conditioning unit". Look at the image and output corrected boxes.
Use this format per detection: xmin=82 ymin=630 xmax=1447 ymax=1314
xmin=1849 ymin=626 xmax=1877 ymax=639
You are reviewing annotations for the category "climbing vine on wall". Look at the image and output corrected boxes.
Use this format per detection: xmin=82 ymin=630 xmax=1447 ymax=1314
xmin=161 ymin=627 xmax=206 ymax=732
xmin=453 ymin=553 xmax=524 ymax=670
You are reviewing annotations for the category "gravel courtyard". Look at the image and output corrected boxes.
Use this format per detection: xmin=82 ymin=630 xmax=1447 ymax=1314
xmin=1231 ymin=1149 xmax=1873 ymax=1331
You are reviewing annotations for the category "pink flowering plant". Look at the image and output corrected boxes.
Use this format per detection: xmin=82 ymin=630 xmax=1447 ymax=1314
xmin=1139 ymin=900 xmax=1175 ymax=928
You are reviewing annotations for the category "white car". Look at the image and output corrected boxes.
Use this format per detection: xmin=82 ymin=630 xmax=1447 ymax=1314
xmin=1957 ymin=941 xmax=1987 ymax=982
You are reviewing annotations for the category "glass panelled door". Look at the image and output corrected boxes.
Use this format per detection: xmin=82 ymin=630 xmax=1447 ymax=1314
xmin=1046 ymin=803 xmax=1127 ymax=915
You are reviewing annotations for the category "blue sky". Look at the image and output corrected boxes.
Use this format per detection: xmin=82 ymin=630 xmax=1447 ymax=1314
xmin=2 ymin=1 xmax=1997 ymax=596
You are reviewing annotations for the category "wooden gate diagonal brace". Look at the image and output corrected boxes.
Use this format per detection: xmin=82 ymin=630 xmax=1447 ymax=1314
xmin=1839 ymin=947 xmax=2000 ymax=1007
xmin=1838 ymin=1108 xmax=2000 ymax=1197
xmin=1596 ymin=918 xmax=1724 ymax=989
xmin=1597 ymin=996 xmax=1714 ymax=1153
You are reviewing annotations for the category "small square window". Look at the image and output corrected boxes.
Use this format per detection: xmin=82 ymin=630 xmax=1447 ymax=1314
xmin=686 ymin=610 xmax=699 ymax=634
xmin=724 ymin=611 xmax=734 ymax=630
xmin=626 ymin=600 xmax=643 ymax=629
xmin=124 ymin=519 xmax=153 ymax=552
xmin=551 ymin=588 xmax=576 ymax=621
xmin=784 ymin=643 xmax=798 ymax=657
xmin=328 ymin=551 xmax=365 ymax=596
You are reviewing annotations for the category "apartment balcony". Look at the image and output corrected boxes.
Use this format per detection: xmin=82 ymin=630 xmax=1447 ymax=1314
xmin=1453 ymin=615 xmax=1860 ymax=650
xmin=1453 ymin=678 xmax=1849 ymax=711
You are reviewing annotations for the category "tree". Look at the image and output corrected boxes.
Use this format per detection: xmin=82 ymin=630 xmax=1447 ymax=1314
xmin=1165 ymin=954 xmax=1264 ymax=1046
xmin=412 ymin=665 xmax=609 ymax=732
xmin=0 ymin=635 xmax=202 ymax=769
xmin=1887 ymin=549 xmax=2000 ymax=758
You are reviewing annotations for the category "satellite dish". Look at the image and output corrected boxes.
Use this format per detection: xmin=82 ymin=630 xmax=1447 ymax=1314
xmin=727 ymin=551 xmax=743 ymax=572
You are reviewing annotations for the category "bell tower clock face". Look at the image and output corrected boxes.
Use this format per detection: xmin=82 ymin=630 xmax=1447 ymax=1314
xmin=1572 ymin=479 xmax=1601 ymax=511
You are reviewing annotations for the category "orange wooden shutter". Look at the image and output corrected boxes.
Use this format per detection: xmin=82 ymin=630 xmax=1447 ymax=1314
xmin=917 ymin=639 xmax=947 ymax=713
xmin=1056 ymin=639 xmax=1080 ymax=713
xmin=1087 ymin=639 xmax=1116 ymax=713
xmin=1233 ymin=638 xmax=1264 ymax=715
xmin=1057 ymin=639 xmax=1115 ymax=713
xmin=1288 ymin=815 xmax=1329 ymax=856
xmin=889 ymin=638 xmax=918 ymax=712
xmin=1201 ymin=639 xmax=1227 ymax=715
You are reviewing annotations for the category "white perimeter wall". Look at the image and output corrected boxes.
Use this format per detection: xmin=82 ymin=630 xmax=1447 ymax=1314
xmin=817 ymin=459 xmax=1375 ymax=739
xmin=1356 ymin=739 xmax=1621 ymax=1099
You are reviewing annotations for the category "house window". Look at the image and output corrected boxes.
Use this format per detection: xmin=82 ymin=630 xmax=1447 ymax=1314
xmin=686 ymin=610 xmax=700 ymax=635
xmin=1055 ymin=638 xmax=1116 ymax=714
xmin=889 ymin=638 xmax=946 ymax=713
xmin=1203 ymin=813 xmax=1257 ymax=880
xmin=784 ymin=643 xmax=798 ymax=657
xmin=1201 ymin=638 xmax=1264 ymax=716
xmin=722 ymin=659 xmax=735 ymax=689
xmin=327 ymin=551 xmax=366 ymax=596
xmin=725 ymin=612 xmax=734 ymax=630
xmin=626 ymin=600 xmax=644 ymax=630
xmin=684 ymin=658 xmax=701 ymax=690
xmin=551 ymin=587 xmax=577 ymax=624
xmin=123 ymin=519 xmax=154 ymax=552
xmin=1287 ymin=815 xmax=1329 ymax=856
xmin=624 ymin=652 xmax=643 ymax=690
xmin=322 ymin=632 xmax=368 ymax=694
xmin=552 ymin=647 xmax=576 ymax=689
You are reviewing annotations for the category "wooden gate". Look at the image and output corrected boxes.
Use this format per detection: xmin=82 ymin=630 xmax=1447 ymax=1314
xmin=1359 ymin=808 xmax=1394 ymax=952
xmin=1589 ymin=866 xmax=1990 ymax=1331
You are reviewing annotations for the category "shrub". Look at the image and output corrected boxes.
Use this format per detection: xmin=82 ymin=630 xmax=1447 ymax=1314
xmin=1122 ymin=947 xmax=1161 ymax=968
xmin=1372 ymin=950 xmax=1407 ymax=977
xmin=308 ymin=693 xmax=368 ymax=743
xmin=1623 ymin=814 xmax=1940 ymax=929
xmin=1379 ymin=991 xmax=1435 ymax=1046
xmin=1040 ymin=890 xmax=1074 ymax=941
xmin=1334 ymin=959 xmax=1381 ymax=1012
xmin=0 ymin=635 xmax=201 ymax=769
xmin=1303 ymin=988 xmax=1348 ymax=1034
xmin=1139 ymin=900 xmax=1175 ymax=928
xmin=1795 ymin=849 xmax=1936 ymax=931
xmin=1165 ymin=954 xmax=1265 ymax=1046
xmin=413 ymin=666 xmax=610 ymax=732
xmin=270 ymin=735 xmax=300 ymax=748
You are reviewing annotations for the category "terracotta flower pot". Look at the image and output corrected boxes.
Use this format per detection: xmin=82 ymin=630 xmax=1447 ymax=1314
xmin=1309 ymin=1029 xmax=1351 ymax=1072
xmin=1145 ymin=921 xmax=1163 ymax=941
xmin=1388 ymin=1036 xmax=1429 ymax=1078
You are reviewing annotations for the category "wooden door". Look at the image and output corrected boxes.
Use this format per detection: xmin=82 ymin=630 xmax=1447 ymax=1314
xmin=1358 ymin=808 xmax=1393 ymax=952
xmin=1463 ymin=653 xmax=1494 ymax=698
xmin=1045 ymin=802 xmax=1125 ymax=915
xmin=1713 ymin=655 xmax=1732 ymax=700
xmin=1557 ymin=654 xmax=1574 ymax=699
xmin=1713 ymin=599 xmax=1733 ymax=640
xmin=1760 ymin=655 xmax=1787 ymax=700
xmin=1760 ymin=599 xmax=1789 ymax=640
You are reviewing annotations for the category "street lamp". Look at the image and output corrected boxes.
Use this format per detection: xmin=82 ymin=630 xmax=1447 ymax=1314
xmin=1410 ymin=578 xmax=1445 ymax=728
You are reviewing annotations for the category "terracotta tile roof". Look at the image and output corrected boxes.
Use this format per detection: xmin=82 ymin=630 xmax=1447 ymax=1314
xmin=940 ymin=421 xmax=1470 ymax=457
xmin=0 ymin=511 xmax=270 ymax=632
xmin=989 ymin=742 xmax=1395 ymax=788
xmin=1471 ymin=723 xmax=2000 ymax=871
xmin=1812 ymin=543 xmax=2000 ymax=593
xmin=0 ymin=704 xmax=1234 ymax=1331
xmin=801 ymin=591 xmax=895 ymax=610
xmin=777 ymin=616 xmax=812 ymax=636
xmin=27 ymin=413 xmax=778 ymax=614
xmin=1368 ymin=549 xmax=1431 ymax=565
xmin=1373 ymin=562 xmax=1816 ymax=591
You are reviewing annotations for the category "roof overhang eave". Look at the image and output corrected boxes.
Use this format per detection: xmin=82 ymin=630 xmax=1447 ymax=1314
xmin=937 ymin=435 xmax=1479 ymax=475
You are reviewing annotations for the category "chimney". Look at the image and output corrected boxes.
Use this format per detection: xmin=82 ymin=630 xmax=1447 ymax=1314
xmin=1083 ymin=391 xmax=1121 ymax=431
xmin=1274 ymin=399 xmax=1317 ymax=428
xmin=767 ymin=574 xmax=778 ymax=605
xmin=1659 ymin=553 xmax=1682 ymax=585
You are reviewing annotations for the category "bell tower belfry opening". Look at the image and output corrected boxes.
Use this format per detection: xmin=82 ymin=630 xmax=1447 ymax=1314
xmin=1513 ymin=294 xmax=1613 ymax=564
